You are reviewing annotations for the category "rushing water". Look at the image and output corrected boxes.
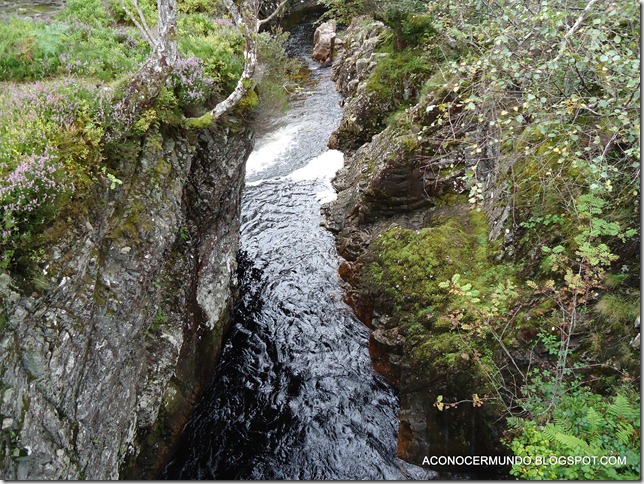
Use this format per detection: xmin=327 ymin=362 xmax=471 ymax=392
xmin=161 ymin=18 xmax=438 ymax=480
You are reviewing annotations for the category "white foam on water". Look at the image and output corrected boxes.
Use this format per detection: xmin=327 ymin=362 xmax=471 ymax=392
xmin=245 ymin=124 xmax=301 ymax=176
xmin=287 ymin=149 xmax=344 ymax=203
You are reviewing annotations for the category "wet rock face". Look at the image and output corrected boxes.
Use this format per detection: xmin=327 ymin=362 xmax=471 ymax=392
xmin=0 ymin=124 xmax=253 ymax=480
xmin=327 ymin=18 xmax=389 ymax=152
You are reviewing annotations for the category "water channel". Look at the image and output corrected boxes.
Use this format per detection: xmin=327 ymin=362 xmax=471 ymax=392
xmin=161 ymin=17 xmax=438 ymax=480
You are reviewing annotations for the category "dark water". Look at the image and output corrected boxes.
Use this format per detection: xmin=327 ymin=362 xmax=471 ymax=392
xmin=161 ymin=19 xmax=437 ymax=481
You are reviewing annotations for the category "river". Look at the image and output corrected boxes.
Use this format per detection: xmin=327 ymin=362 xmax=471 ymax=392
xmin=160 ymin=17 xmax=438 ymax=480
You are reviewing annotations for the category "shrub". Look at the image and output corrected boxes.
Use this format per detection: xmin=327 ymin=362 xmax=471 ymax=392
xmin=168 ymin=56 xmax=216 ymax=107
xmin=508 ymin=382 xmax=640 ymax=480
xmin=178 ymin=29 xmax=244 ymax=93
xmin=60 ymin=0 xmax=110 ymax=28
xmin=254 ymin=28 xmax=302 ymax=120
xmin=0 ymin=19 xmax=66 ymax=80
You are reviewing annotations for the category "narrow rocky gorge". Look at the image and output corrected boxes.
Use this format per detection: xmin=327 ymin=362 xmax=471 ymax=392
xmin=0 ymin=0 xmax=639 ymax=480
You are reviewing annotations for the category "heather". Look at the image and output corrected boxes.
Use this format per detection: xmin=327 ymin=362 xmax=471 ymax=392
xmin=0 ymin=0 xmax=297 ymax=272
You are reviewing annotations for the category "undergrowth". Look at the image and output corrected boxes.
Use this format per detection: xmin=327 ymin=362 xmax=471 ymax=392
xmin=332 ymin=0 xmax=640 ymax=476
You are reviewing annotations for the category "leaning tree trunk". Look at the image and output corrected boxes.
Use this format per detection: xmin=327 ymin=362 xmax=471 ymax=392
xmin=205 ymin=0 xmax=288 ymax=124
xmin=113 ymin=0 xmax=287 ymax=135
xmin=109 ymin=0 xmax=178 ymax=137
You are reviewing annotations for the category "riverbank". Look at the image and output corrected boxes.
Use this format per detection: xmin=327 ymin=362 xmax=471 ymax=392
xmin=323 ymin=4 xmax=640 ymax=478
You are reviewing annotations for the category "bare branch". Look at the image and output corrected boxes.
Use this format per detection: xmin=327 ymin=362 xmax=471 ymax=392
xmin=120 ymin=0 xmax=156 ymax=47
xmin=258 ymin=0 xmax=289 ymax=27
xmin=185 ymin=0 xmax=289 ymax=125
xmin=134 ymin=0 xmax=156 ymax=47
xmin=552 ymin=0 xmax=600 ymax=63
xmin=211 ymin=47 xmax=258 ymax=121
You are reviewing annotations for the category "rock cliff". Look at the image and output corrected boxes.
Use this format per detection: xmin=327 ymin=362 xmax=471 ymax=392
xmin=325 ymin=13 xmax=639 ymax=475
xmin=323 ymin=17 xmax=510 ymax=470
xmin=0 ymin=122 xmax=253 ymax=479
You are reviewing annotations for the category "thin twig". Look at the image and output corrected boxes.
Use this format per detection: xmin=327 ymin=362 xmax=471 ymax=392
xmin=552 ymin=0 xmax=600 ymax=63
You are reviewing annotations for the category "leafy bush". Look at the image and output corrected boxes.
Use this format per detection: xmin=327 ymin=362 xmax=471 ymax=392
xmin=508 ymin=382 xmax=640 ymax=480
xmin=178 ymin=29 xmax=244 ymax=93
xmin=254 ymin=27 xmax=303 ymax=120
xmin=320 ymin=0 xmax=369 ymax=26
xmin=0 ymin=80 xmax=104 ymax=268
xmin=60 ymin=0 xmax=110 ymax=27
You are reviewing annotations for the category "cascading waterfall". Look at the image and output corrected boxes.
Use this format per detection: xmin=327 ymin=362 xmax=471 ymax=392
xmin=161 ymin=17 xmax=438 ymax=480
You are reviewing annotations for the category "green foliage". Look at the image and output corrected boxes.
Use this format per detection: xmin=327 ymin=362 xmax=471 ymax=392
xmin=0 ymin=19 xmax=67 ymax=80
xmin=423 ymin=0 xmax=640 ymax=283
xmin=372 ymin=2 xmax=434 ymax=50
xmin=508 ymin=383 xmax=640 ymax=480
xmin=0 ymin=0 xmax=149 ymax=82
xmin=61 ymin=0 xmax=110 ymax=27
xmin=254 ymin=28 xmax=303 ymax=120
xmin=107 ymin=0 xmax=157 ymax=27
xmin=369 ymin=210 xmax=517 ymax=381
xmin=178 ymin=28 xmax=244 ymax=92
xmin=321 ymin=0 xmax=432 ymax=45
xmin=177 ymin=0 xmax=222 ymax=15
xmin=320 ymin=0 xmax=369 ymax=26
xmin=149 ymin=308 xmax=168 ymax=332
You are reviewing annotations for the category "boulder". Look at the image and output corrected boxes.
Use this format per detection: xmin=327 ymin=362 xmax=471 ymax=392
xmin=312 ymin=20 xmax=336 ymax=64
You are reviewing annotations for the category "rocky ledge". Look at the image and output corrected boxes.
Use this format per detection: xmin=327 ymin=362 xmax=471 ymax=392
xmin=0 ymin=122 xmax=253 ymax=479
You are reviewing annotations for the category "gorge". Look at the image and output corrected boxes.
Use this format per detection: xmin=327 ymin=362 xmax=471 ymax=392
xmin=0 ymin=0 xmax=640 ymax=480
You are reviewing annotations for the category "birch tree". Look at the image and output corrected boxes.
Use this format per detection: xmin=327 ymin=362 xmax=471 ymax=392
xmin=118 ymin=0 xmax=288 ymax=130
xmin=208 ymin=0 xmax=288 ymax=121
xmin=115 ymin=0 xmax=178 ymax=129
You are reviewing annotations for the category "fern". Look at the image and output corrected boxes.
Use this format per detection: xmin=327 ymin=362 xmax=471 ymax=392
xmin=508 ymin=387 xmax=640 ymax=480
xmin=584 ymin=406 xmax=601 ymax=433
xmin=616 ymin=422 xmax=635 ymax=446
xmin=607 ymin=393 xmax=636 ymax=419
xmin=551 ymin=429 xmax=591 ymax=454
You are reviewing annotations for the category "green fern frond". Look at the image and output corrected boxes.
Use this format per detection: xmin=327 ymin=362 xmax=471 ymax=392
xmin=585 ymin=407 xmax=601 ymax=433
xmin=551 ymin=429 xmax=591 ymax=453
xmin=608 ymin=394 xmax=636 ymax=419
xmin=616 ymin=422 xmax=635 ymax=445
